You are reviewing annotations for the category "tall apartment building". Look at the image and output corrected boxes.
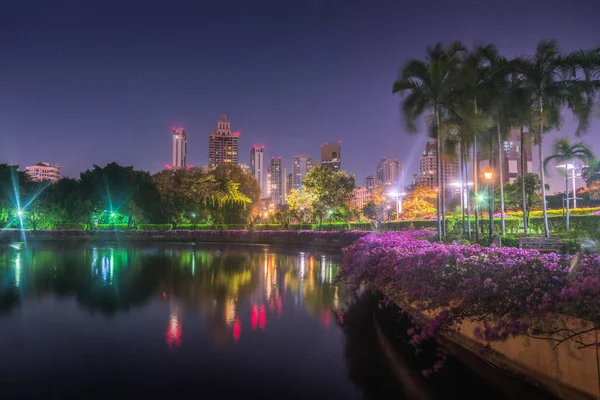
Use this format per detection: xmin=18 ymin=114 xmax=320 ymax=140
xmin=418 ymin=141 xmax=459 ymax=191
xmin=25 ymin=162 xmax=61 ymax=182
xmin=250 ymin=145 xmax=266 ymax=197
xmin=478 ymin=128 xmax=533 ymax=185
xmin=363 ymin=175 xmax=382 ymax=193
xmin=286 ymin=173 xmax=293 ymax=197
xmin=208 ymin=115 xmax=239 ymax=168
xmin=320 ymin=141 xmax=341 ymax=171
xmin=268 ymin=157 xmax=285 ymax=205
xmin=171 ymin=127 xmax=187 ymax=169
xmin=376 ymin=157 xmax=404 ymax=191
xmin=292 ymin=153 xmax=314 ymax=191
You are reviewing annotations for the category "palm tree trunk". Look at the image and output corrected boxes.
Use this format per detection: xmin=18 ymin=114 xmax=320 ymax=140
xmin=435 ymin=110 xmax=442 ymax=241
xmin=521 ymin=126 xmax=528 ymax=235
xmin=497 ymin=123 xmax=506 ymax=235
xmin=565 ymin=173 xmax=570 ymax=231
xmin=539 ymin=99 xmax=550 ymax=238
xmin=459 ymin=143 xmax=465 ymax=235
xmin=464 ymin=148 xmax=472 ymax=240
xmin=473 ymin=136 xmax=480 ymax=241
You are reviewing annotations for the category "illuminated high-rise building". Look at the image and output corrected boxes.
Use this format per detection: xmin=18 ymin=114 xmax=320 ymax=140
xmin=376 ymin=157 xmax=404 ymax=191
xmin=320 ymin=141 xmax=341 ymax=171
xmin=209 ymin=115 xmax=239 ymax=168
xmin=292 ymin=153 xmax=314 ymax=191
xmin=250 ymin=145 xmax=266 ymax=198
xmin=286 ymin=173 xmax=293 ymax=197
xmin=172 ymin=127 xmax=187 ymax=169
xmin=418 ymin=140 xmax=459 ymax=191
xmin=268 ymin=157 xmax=285 ymax=205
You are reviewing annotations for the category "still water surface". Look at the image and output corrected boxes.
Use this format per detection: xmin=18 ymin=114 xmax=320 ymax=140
xmin=0 ymin=242 xmax=556 ymax=399
xmin=0 ymin=242 xmax=359 ymax=398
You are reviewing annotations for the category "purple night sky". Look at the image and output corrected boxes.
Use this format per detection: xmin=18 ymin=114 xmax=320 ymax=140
xmin=1 ymin=0 xmax=599 ymax=193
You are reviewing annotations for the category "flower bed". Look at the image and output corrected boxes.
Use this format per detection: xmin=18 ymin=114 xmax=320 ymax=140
xmin=338 ymin=231 xmax=600 ymax=349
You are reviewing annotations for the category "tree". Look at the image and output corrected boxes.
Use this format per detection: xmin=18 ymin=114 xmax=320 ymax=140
xmin=543 ymin=138 xmax=594 ymax=231
xmin=393 ymin=41 xmax=466 ymax=240
xmin=583 ymin=158 xmax=600 ymax=200
xmin=502 ymin=173 xmax=545 ymax=226
xmin=302 ymin=165 xmax=355 ymax=226
xmin=286 ymin=189 xmax=315 ymax=223
xmin=79 ymin=163 xmax=161 ymax=226
xmin=515 ymin=40 xmax=600 ymax=237
xmin=400 ymin=184 xmax=437 ymax=219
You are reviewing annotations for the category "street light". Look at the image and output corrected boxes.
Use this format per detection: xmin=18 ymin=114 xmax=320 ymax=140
xmin=386 ymin=191 xmax=406 ymax=220
xmin=482 ymin=168 xmax=494 ymax=241
xmin=557 ymin=163 xmax=584 ymax=209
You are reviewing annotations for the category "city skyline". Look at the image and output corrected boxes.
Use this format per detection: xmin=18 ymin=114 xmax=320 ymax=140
xmin=2 ymin=0 xmax=599 ymax=193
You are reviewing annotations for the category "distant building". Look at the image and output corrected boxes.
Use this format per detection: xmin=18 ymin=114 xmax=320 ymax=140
xmin=376 ymin=157 xmax=404 ymax=191
xmin=268 ymin=157 xmax=285 ymax=205
xmin=352 ymin=187 xmax=372 ymax=210
xmin=172 ymin=127 xmax=187 ymax=169
xmin=292 ymin=153 xmax=314 ymax=191
xmin=286 ymin=173 xmax=293 ymax=197
xmin=478 ymin=128 xmax=533 ymax=185
xmin=417 ymin=141 xmax=459 ymax=191
xmin=209 ymin=115 xmax=240 ymax=168
xmin=363 ymin=175 xmax=382 ymax=193
xmin=25 ymin=162 xmax=61 ymax=182
xmin=250 ymin=145 xmax=266 ymax=198
xmin=321 ymin=141 xmax=341 ymax=171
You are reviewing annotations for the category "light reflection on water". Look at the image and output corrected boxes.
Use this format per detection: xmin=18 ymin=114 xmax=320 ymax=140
xmin=0 ymin=242 xmax=345 ymax=350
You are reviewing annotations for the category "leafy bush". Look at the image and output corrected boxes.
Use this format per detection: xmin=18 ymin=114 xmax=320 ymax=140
xmin=349 ymin=222 xmax=373 ymax=231
xmin=54 ymin=223 xmax=88 ymax=230
xmin=314 ymin=222 xmax=349 ymax=231
xmin=177 ymin=224 xmax=213 ymax=230
xmin=97 ymin=224 xmax=129 ymax=231
xmin=500 ymin=235 xmax=520 ymax=248
xmin=383 ymin=220 xmax=438 ymax=231
xmin=254 ymin=224 xmax=284 ymax=231
xmin=137 ymin=224 xmax=173 ymax=231
xmin=338 ymin=231 xmax=600 ymax=360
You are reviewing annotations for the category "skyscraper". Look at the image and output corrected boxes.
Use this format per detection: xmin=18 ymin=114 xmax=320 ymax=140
xmin=363 ymin=175 xmax=382 ymax=193
xmin=268 ymin=157 xmax=285 ymax=205
xmin=250 ymin=145 xmax=266 ymax=197
xmin=292 ymin=153 xmax=314 ymax=191
xmin=320 ymin=141 xmax=341 ymax=171
xmin=418 ymin=140 xmax=459 ymax=191
xmin=172 ymin=127 xmax=187 ymax=169
xmin=376 ymin=157 xmax=404 ymax=190
xmin=208 ymin=115 xmax=240 ymax=168
xmin=286 ymin=173 xmax=293 ymax=197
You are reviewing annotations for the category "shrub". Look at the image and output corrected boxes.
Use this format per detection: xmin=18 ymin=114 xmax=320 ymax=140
xmin=349 ymin=222 xmax=373 ymax=231
xmin=500 ymin=235 xmax=520 ymax=248
xmin=338 ymin=231 xmax=600 ymax=361
xmin=177 ymin=224 xmax=213 ymax=230
xmin=137 ymin=224 xmax=173 ymax=231
xmin=97 ymin=224 xmax=129 ymax=231
xmin=54 ymin=223 xmax=87 ymax=230
xmin=314 ymin=222 xmax=349 ymax=231
xmin=254 ymin=224 xmax=284 ymax=231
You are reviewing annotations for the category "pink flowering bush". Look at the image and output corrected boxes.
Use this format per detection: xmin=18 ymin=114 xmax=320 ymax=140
xmin=338 ymin=231 xmax=600 ymax=351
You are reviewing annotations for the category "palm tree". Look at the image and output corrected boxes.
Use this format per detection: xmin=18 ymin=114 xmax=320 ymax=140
xmin=515 ymin=40 xmax=599 ymax=238
xmin=458 ymin=44 xmax=498 ymax=241
xmin=543 ymin=138 xmax=594 ymax=231
xmin=392 ymin=42 xmax=466 ymax=241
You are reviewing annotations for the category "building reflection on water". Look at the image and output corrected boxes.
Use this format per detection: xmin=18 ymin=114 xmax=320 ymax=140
xmin=0 ymin=243 xmax=345 ymax=349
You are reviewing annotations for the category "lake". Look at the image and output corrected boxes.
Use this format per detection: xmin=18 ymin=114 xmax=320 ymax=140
xmin=0 ymin=242 xmax=556 ymax=399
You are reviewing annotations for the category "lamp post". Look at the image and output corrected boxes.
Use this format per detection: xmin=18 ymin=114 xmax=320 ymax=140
xmin=386 ymin=191 xmax=406 ymax=220
xmin=483 ymin=168 xmax=494 ymax=241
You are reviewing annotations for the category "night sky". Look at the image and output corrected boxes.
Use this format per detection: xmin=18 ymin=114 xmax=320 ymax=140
xmin=2 ymin=0 xmax=599 ymax=192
